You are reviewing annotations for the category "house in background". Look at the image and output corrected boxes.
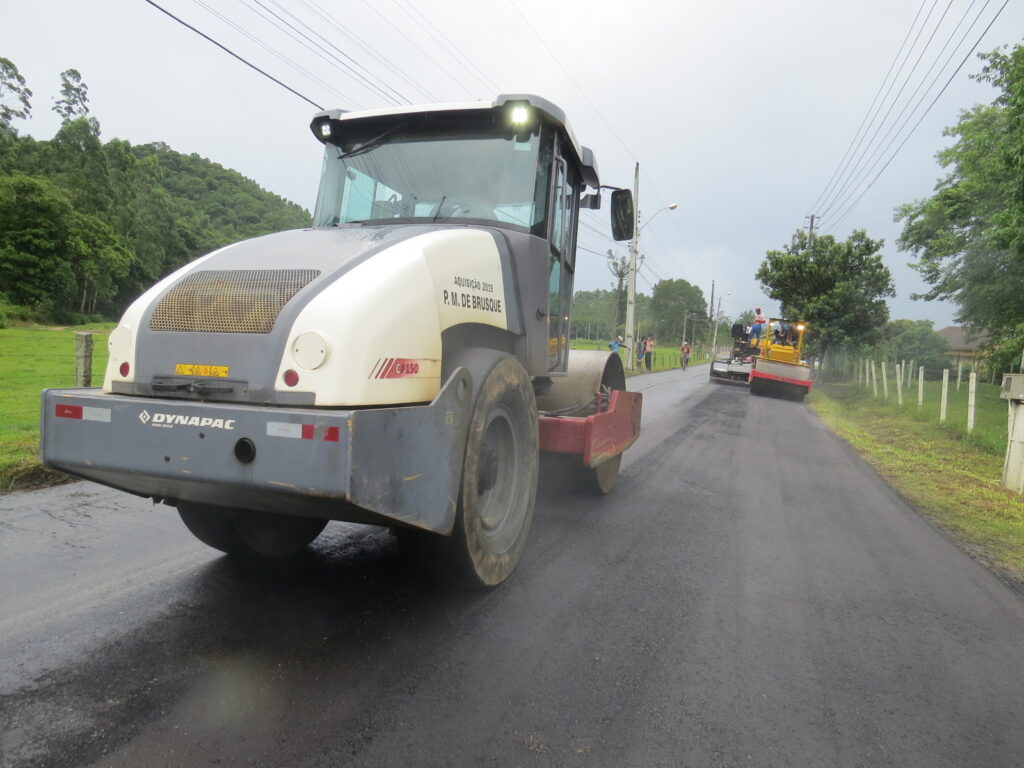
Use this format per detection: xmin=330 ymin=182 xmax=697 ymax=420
xmin=937 ymin=326 xmax=986 ymax=370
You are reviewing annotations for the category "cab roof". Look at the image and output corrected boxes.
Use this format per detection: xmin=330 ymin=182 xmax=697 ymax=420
xmin=310 ymin=94 xmax=599 ymax=189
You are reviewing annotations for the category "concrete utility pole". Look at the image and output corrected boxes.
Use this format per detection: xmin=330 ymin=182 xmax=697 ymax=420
xmin=806 ymin=214 xmax=817 ymax=248
xmin=707 ymin=280 xmax=715 ymax=358
xmin=624 ymin=162 xmax=640 ymax=370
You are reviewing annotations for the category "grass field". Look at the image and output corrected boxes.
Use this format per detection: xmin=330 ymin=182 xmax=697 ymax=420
xmin=831 ymin=372 xmax=1008 ymax=455
xmin=0 ymin=325 xmax=113 ymax=490
xmin=812 ymin=382 xmax=1024 ymax=582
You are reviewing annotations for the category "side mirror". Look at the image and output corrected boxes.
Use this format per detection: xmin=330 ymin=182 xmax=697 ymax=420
xmin=610 ymin=189 xmax=634 ymax=241
xmin=580 ymin=192 xmax=601 ymax=210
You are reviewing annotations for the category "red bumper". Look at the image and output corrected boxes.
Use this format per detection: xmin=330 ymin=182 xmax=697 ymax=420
xmin=537 ymin=390 xmax=643 ymax=467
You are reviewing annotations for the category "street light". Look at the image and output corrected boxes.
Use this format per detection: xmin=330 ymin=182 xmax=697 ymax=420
xmin=624 ymin=161 xmax=677 ymax=370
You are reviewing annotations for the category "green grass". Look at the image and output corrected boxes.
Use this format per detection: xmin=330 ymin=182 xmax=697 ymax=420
xmin=570 ymin=338 xmax=708 ymax=375
xmin=835 ymin=372 xmax=1008 ymax=454
xmin=0 ymin=324 xmax=113 ymax=490
xmin=811 ymin=382 xmax=1024 ymax=581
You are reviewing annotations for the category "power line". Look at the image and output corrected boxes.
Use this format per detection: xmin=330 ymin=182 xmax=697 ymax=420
xmin=818 ymin=0 xmax=960 ymax=220
xmin=824 ymin=0 xmax=1009 ymax=234
xmin=299 ymin=0 xmax=438 ymax=101
xmin=191 ymin=0 xmax=363 ymax=108
xmin=397 ymin=0 xmax=501 ymax=94
xmin=143 ymin=0 xmax=323 ymax=109
xmin=358 ymin=0 xmax=479 ymax=97
xmin=237 ymin=0 xmax=402 ymax=104
xmin=262 ymin=0 xmax=410 ymax=103
xmin=822 ymin=0 xmax=990 ymax=226
xmin=806 ymin=0 xmax=930 ymax=217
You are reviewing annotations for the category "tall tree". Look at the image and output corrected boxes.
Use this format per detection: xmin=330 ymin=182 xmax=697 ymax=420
xmin=896 ymin=44 xmax=1024 ymax=356
xmin=52 ymin=68 xmax=90 ymax=123
xmin=0 ymin=57 xmax=32 ymax=132
xmin=756 ymin=229 xmax=894 ymax=357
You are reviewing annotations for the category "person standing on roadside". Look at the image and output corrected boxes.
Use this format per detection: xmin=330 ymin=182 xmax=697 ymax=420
xmin=679 ymin=340 xmax=692 ymax=370
xmin=636 ymin=339 xmax=645 ymax=369
xmin=644 ymin=336 xmax=655 ymax=371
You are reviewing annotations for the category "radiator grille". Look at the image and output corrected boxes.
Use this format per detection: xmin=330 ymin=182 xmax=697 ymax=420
xmin=150 ymin=269 xmax=321 ymax=334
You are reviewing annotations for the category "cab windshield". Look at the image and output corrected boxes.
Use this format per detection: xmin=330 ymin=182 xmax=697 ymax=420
xmin=313 ymin=115 xmax=551 ymax=236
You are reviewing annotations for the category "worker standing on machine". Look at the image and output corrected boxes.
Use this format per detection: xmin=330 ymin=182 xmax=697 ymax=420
xmin=750 ymin=307 xmax=768 ymax=352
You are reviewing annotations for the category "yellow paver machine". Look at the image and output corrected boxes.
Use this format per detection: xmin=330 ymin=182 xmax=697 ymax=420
xmin=748 ymin=318 xmax=813 ymax=401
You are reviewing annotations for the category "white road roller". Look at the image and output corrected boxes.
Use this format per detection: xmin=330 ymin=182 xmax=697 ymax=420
xmin=41 ymin=95 xmax=642 ymax=587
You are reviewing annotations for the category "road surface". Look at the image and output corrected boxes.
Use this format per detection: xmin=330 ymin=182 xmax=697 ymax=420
xmin=2 ymin=366 xmax=1023 ymax=767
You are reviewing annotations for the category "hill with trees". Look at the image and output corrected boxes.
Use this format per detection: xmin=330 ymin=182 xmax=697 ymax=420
xmin=0 ymin=60 xmax=310 ymax=323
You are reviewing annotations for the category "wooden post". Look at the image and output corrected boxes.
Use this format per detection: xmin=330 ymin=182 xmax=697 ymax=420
xmin=895 ymin=363 xmax=903 ymax=407
xmin=74 ymin=331 xmax=93 ymax=387
xmin=940 ymin=369 xmax=950 ymax=424
xmin=956 ymin=358 xmax=963 ymax=391
xmin=968 ymin=372 xmax=977 ymax=433
xmin=871 ymin=360 xmax=878 ymax=398
xmin=918 ymin=366 xmax=924 ymax=409
xmin=881 ymin=362 xmax=889 ymax=401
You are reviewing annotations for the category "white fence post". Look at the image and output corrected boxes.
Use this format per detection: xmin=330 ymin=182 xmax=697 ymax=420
xmin=896 ymin=363 xmax=904 ymax=406
xmin=881 ymin=362 xmax=889 ymax=401
xmin=907 ymin=359 xmax=915 ymax=389
xmin=968 ymin=371 xmax=977 ymax=433
xmin=917 ymin=366 xmax=924 ymax=409
xmin=956 ymin=359 xmax=963 ymax=391
xmin=871 ymin=360 xmax=878 ymax=398
xmin=940 ymin=369 xmax=950 ymax=424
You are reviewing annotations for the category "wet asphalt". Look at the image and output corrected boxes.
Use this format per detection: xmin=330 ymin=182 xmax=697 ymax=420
xmin=2 ymin=366 xmax=1024 ymax=768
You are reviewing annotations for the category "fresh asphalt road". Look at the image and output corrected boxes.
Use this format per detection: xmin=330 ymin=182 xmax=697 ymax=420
xmin=3 ymin=365 xmax=1024 ymax=768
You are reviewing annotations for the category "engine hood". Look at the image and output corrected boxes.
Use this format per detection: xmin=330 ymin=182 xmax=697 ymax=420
xmin=107 ymin=225 xmax=445 ymax=405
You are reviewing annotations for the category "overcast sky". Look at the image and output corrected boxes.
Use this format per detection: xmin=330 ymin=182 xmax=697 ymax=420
xmin=4 ymin=0 xmax=1022 ymax=328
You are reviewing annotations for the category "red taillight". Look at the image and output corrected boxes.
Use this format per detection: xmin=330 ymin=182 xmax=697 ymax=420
xmin=283 ymin=369 xmax=299 ymax=387
xmin=119 ymin=362 xmax=130 ymax=377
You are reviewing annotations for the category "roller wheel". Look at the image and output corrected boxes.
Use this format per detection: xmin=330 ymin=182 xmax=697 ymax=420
xmin=178 ymin=502 xmax=327 ymax=558
xmin=583 ymin=454 xmax=622 ymax=495
xmin=433 ymin=349 xmax=539 ymax=588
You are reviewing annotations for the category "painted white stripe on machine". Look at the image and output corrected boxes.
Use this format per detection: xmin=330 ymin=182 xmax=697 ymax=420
xmin=267 ymin=421 xmax=303 ymax=439
xmin=82 ymin=406 xmax=111 ymax=423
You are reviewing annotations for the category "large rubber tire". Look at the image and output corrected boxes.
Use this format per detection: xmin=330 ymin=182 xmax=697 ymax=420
xmin=177 ymin=502 xmax=327 ymax=558
xmin=445 ymin=350 xmax=539 ymax=587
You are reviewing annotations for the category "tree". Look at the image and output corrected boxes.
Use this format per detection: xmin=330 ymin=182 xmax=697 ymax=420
xmin=650 ymin=278 xmax=707 ymax=343
xmin=756 ymin=229 xmax=894 ymax=358
xmin=0 ymin=174 xmax=77 ymax=310
xmin=0 ymin=57 xmax=32 ymax=132
xmin=52 ymin=68 xmax=90 ymax=123
xmin=735 ymin=309 xmax=755 ymax=327
xmin=606 ymin=249 xmax=628 ymax=328
xmin=896 ymin=44 xmax=1024 ymax=348
xmin=571 ymin=288 xmax=618 ymax=340
xmin=878 ymin=319 xmax=950 ymax=378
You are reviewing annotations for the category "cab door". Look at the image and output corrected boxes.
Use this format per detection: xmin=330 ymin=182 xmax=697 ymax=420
xmin=547 ymin=138 xmax=580 ymax=373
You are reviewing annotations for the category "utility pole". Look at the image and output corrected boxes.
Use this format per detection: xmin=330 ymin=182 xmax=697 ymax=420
xmin=624 ymin=162 xmax=640 ymax=370
xmin=806 ymin=214 xmax=817 ymax=248
xmin=706 ymin=280 xmax=715 ymax=359
xmin=709 ymin=294 xmax=724 ymax=357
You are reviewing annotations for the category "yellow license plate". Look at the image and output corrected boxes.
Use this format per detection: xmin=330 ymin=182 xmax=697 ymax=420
xmin=175 ymin=364 xmax=230 ymax=378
